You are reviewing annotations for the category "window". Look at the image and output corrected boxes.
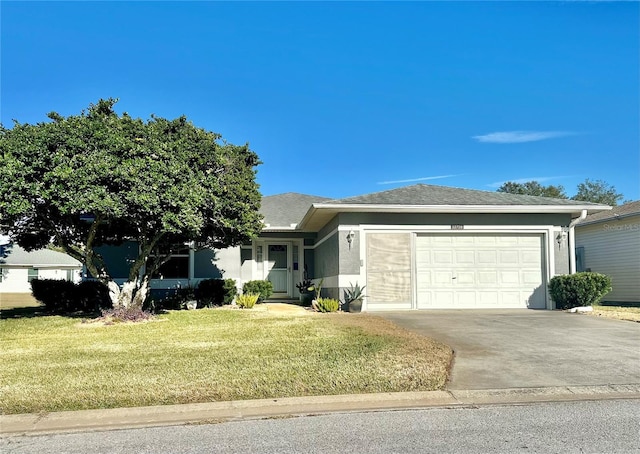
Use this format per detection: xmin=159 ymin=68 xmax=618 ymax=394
xmin=0 ymin=267 xmax=3 ymax=283
xmin=28 ymin=268 xmax=39 ymax=282
xmin=66 ymin=269 xmax=75 ymax=282
xmin=576 ymin=247 xmax=586 ymax=273
xmin=149 ymin=246 xmax=190 ymax=279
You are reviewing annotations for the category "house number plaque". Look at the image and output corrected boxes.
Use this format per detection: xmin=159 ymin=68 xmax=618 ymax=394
xmin=450 ymin=224 xmax=464 ymax=230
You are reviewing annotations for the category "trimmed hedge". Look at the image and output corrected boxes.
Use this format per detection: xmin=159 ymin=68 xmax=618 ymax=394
xmin=242 ymin=280 xmax=273 ymax=302
xmin=549 ymin=272 xmax=612 ymax=310
xmin=31 ymin=279 xmax=112 ymax=314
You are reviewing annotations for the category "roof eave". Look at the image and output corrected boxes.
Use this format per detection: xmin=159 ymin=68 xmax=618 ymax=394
xmin=577 ymin=211 xmax=640 ymax=227
xmin=298 ymin=203 xmax=612 ymax=230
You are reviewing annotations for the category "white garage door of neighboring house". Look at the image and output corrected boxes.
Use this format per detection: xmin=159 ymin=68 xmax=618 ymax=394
xmin=416 ymin=233 xmax=546 ymax=309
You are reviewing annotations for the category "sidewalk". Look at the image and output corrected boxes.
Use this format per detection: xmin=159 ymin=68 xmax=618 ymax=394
xmin=2 ymin=384 xmax=639 ymax=437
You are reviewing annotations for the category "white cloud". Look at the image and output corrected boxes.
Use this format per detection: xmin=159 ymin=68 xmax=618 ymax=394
xmin=487 ymin=176 xmax=572 ymax=188
xmin=377 ymin=174 xmax=462 ymax=185
xmin=472 ymin=130 xmax=576 ymax=144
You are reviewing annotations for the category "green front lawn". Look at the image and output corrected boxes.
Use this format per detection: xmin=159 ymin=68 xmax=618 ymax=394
xmin=0 ymin=308 xmax=452 ymax=414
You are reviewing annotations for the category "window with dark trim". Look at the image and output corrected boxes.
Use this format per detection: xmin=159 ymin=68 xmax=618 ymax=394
xmin=149 ymin=247 xmax=190 ymax=279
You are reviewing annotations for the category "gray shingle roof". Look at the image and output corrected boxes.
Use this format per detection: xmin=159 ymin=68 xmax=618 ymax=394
xmin=326 ymin=184 xmax=605 ymax=207
xmin=578 ymin=200 xmax=640 ymax=224
xmin=0 ymin=243 xmax=82 ymax=267
xmin=261 ymin=193 xmax=331 ymax=228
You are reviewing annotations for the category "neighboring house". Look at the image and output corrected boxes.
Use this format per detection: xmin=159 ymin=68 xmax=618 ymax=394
xmin=98 ymin=184 xmax=609 ymax=310
xmin=0 ymin=242 xmax=82 ymax=295
xmin=575 ymin=200 xmax=640 ymax=304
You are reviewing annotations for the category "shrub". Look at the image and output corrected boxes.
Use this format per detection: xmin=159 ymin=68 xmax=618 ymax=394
xmin=76 ymin=281 xmax=112 ymax=312
xmin=31 ymin=279 xmax=81 ymax=313
xmin=314 ymin=297 xmax=340 ymax=313
xmin=195 ymin=279 xmax=237 ymax=307
xmin=242 ymin=280 xmax=273 ymax=302
xmin=31 ymin=279 xmax=114 ymax=314
xmin=150 ymin=290 xmax=184 ymax=311
xmin=549 ymin=272 xmax=612 ymax=310
xmin=236 ymin=293 xmax=259 ymax=309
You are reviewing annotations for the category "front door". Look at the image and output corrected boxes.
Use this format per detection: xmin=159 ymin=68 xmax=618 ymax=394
xmin=266 ymin=243 xmax=291 ymax=297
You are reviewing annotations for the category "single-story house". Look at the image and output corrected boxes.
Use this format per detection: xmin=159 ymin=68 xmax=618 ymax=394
xmin=575 ymin=200 xmax=640 ymax=304
xmin=0 ymin=242 xmax=82 ymax=297
xmin=98 ymin=184 xmax=609 ymax=310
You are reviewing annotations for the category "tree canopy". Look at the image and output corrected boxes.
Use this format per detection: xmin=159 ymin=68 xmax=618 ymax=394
xmin=0 ymin=99 xmax=263 ymax=307
xmin=497 ymin=179 xmax=624 ymax=205
xmin=570 ymin=179 xmax=624 ymax=206
xmin=497 ymin=181 xmax=568 ymax=199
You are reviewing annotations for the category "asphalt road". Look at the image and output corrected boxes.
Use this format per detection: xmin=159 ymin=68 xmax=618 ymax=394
xmin=2 ymin=399 xmax=638 ymax=453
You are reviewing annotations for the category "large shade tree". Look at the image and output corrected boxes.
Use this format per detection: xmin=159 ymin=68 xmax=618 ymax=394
xmin=497 ymin=179 xmax=624 ymax=206
xmin=0 ymin=99 xmax=263 ymax=308
xmin=497 ymin=181 xmax=568 ymax=199
xmin=570 ymin=179 xmax=624 ymax=206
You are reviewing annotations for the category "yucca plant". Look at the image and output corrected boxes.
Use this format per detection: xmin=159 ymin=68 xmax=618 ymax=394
xmin=314 ymin=297 xmax=340 ymax=313
xmin=236 ymin=293 xmax=259 ymax=309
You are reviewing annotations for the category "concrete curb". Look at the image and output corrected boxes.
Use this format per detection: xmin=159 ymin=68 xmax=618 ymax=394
xmin=2 ymin=385 xmax=640 ymax=437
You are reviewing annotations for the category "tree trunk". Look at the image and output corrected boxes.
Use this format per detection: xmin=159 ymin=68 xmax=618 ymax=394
xmin=108 ymin=277 xmax=150 ymax=309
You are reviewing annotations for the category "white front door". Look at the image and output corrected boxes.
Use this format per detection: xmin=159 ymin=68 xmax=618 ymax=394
xmin=266 ymin=243 xmax=291 ymax=297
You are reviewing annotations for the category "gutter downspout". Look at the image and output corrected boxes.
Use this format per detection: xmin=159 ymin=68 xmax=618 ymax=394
xmin=568 ymin=209 xmax=588 ymax=274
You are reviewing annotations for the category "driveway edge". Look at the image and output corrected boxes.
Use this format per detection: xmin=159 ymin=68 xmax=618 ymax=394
xmin=2 ymin=385 xmax=639 ymax=437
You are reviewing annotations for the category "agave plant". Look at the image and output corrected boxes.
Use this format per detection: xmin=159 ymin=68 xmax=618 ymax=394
xmin=343 ymin=282 xmax=366 ymax=303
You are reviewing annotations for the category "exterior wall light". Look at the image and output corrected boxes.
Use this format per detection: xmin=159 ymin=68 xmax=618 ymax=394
xmin=346 ymin=230 xmax=356 ymax=249
xmin=556 ymin=229 xmax=568 ymax=248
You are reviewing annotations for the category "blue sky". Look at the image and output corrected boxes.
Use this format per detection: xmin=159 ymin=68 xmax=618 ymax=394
xmin=2 ymin=1 xmax=638 ymax=200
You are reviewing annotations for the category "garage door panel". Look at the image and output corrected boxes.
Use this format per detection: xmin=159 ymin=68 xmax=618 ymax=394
xmin=523 ymin=271 xmax=542 ymax=285
xmin=456 ymin=271 xmax=475 ymax=284
xmin=415 ymin=233 xmax=545 ymax=309
xmin=432 ymin=236 xmax=454 ymax=246
xmin=434 ymin=271 xmax=454 ymax=284
xmin=479 ymin=292 xmax=499 ymax=305
xmin=433 ymin=251 xmax=453 ymax=264
xmin=519 ymin=236 xmax=542 ymax=247
xmin=477 ymin=251 xmax=497 ymax=264
xmin=476 ymin=236 xmax=497 ymax=245
xmin=478 ymin=271 xmax=498 ymax=284
xmin=501 ymin=291 xmax=522 ymax=306
xmin=457 ymin=292 xmax=477 ymax=305
xmin=500 ymin=270 xmax=521 ymax=285
xmin=499 ymin=251 xmax=519 ymax=264
xmin=456 ymin=251 xmax=475 ymax=263
xmin=433 ymin=291 xmax=454 ymax=306
xmin=522 ymin=251 xmax=541 ymax=265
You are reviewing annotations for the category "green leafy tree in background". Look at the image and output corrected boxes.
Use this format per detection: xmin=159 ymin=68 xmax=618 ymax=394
xmin=0 ymin=99 xmax=263 ymax=308
xmin=498 ymin=179 xmax=625 ymax=205
xmin=570 ymin=179 xmax=624 ymax=206
xmin=497 ymin=181 xmax=568 ymax=199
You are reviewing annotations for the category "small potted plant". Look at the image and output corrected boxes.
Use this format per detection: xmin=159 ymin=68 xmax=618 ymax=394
xmin=296 ymin=274 xmax=315 ymax=307
xmin=343 ymin=282 xmax=366 ymax=313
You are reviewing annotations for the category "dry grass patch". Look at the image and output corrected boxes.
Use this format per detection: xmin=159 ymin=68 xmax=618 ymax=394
xmin=588 ymin=305 xmax=640 ymax=322
xmin=0 ymin=309 xmax=452 ymax=415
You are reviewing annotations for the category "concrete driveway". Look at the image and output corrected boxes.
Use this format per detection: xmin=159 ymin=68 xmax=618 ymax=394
xmin=380 ymin=310 xmax=640 ymax=390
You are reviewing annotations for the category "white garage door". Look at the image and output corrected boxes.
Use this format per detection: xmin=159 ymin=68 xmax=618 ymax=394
xmin=416 ymin=233 xmax=546 ymax=309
